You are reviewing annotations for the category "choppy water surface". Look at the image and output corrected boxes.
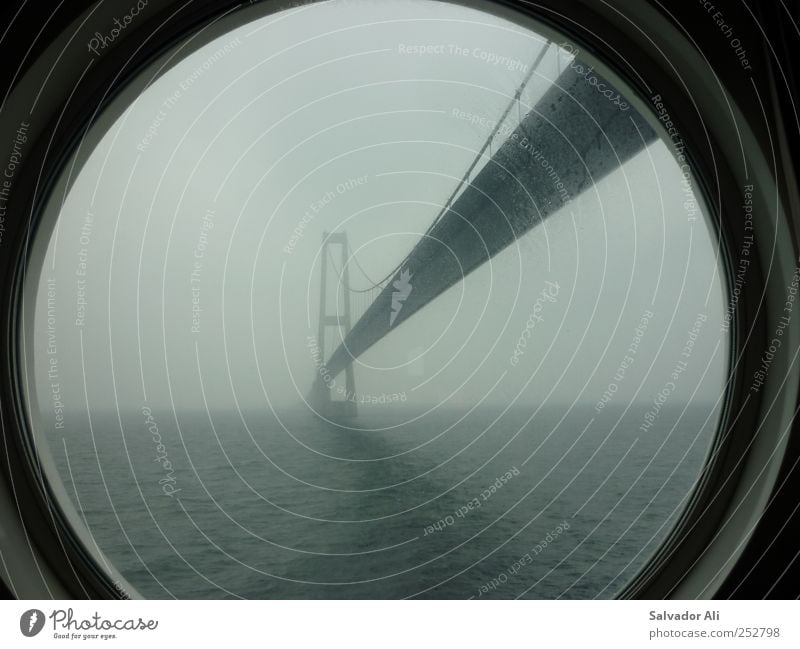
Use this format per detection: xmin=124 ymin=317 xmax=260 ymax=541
xmin=48 ymin=403 xmax=715 ymax=599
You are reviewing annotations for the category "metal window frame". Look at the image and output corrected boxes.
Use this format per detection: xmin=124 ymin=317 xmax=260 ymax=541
xmin=0 ymin=0 xmax=796 ymax=599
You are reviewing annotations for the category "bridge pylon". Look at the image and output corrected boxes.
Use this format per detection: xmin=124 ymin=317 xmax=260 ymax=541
xmin=310 ymin=231 xmax=358 ymax=419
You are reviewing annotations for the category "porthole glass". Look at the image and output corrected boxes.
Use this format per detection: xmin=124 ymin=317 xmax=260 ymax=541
xmin=22 ymin=0 xmax=728 ymax=598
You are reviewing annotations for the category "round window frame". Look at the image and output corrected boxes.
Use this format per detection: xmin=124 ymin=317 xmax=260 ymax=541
xmin=0 ymin=0 xmax=794 ymax=599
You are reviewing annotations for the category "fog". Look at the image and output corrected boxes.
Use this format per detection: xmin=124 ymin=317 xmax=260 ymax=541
xmin=25 ymin=0 xmax=727 ymax=423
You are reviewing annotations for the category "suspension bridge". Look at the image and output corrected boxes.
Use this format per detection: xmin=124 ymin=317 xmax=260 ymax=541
xmin=310 ymin=42 xmax=658 ymax=418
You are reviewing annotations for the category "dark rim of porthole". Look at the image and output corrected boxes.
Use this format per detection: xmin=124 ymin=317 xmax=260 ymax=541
xmin=0 ymin=0 xmax=792 ymax=599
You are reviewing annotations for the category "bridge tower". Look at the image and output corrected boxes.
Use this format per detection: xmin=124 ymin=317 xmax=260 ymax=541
xmin=311 ymin=231 xmax=358 ymax=419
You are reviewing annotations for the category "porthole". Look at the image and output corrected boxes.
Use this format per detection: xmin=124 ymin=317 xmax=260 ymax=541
xmin=1 ymin=0 xmax=796 ymax=601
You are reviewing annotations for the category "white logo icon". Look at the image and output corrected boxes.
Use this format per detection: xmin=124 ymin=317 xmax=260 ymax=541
xmin=390 ymin=268 xmax=413 ymax=326
xmin=20 ymin=609 xmax=45 ymax=637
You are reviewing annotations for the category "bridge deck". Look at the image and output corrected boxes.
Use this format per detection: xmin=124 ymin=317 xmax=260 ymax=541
xmin=318 ymin=63 xmax=658 ymax=385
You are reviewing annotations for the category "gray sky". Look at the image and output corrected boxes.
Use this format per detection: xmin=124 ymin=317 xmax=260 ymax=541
xmin=26 ymin=0 xmax=727 ymax=420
